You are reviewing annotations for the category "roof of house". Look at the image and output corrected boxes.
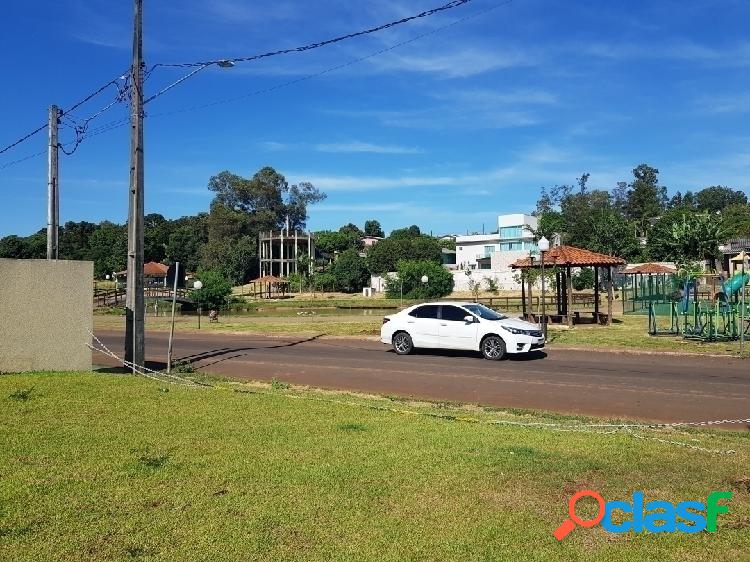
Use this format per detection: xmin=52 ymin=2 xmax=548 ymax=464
xmin=511 ymin=245 xmax=626 ymax=268
xmin=621 ymin=263 xmax=676 ymax=275
xmin=115 ymin=261 xmax=169 ymax=277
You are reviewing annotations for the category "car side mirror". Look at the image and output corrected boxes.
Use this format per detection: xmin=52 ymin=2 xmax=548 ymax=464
xmin=464 ymin=315 xmax=475 ymax=323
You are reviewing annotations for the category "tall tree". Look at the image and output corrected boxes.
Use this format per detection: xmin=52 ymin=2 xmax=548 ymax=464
xmin=363 ymin=219 xmax=384 ymax=238
xmin=695 ymin=186 xmax=748 ymax=213
xmin=624 ymin=164 xmax=667 ymax=225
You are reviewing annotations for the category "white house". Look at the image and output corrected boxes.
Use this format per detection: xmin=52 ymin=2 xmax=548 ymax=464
xmin=454 ymin=214 xmax=539 ymax=290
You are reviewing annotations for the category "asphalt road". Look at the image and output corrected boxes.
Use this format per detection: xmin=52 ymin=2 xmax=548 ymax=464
xmin=94 ymin=330 xmax=750 ymax=426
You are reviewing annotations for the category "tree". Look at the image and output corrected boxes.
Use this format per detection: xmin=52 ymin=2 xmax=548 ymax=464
xmin=0 ymin=235 xmax=30 ymax=258
xmin=647 ymin=208 xmax=723 ymax=262
xmin=366 ymin=236 xmax=441 ymax=275
xmin=364 ymin=219 xmax=384 ymax=238
xmin=166 ymin=225 xmax=205 ymax=273
xmin=59 ymin=221 xmax=96 ymax=260
xmin=331 ymin=249 xmax=370 ymax=292
xmin=192 ymin=270 xmax=233 ymax=310
xmin=695 ymin=186 xmax=747 ymax=213
xmin=624 ymin=164 xmax=667 ymax=225
xmin=385 ymin=260 xmax=453 ymax=299
xmin=390 ymin=225 xmax=421 ymax=238
xmin=572 ymin=268 xmax=595 ymax=291
xmin=339 ymin=223 xmax=363 ymax=237
xmin=314 ymin=230 xmax=363 ymax=256
xmin=88 ymin=222 xmax=127 ymax=278
xmin=144 ymin=213 xmax=172 ymax=262
xmin=587 ymin=210 xmax=642 ymax=260
xmin=721 ymin=204 xmax=750 ymax=237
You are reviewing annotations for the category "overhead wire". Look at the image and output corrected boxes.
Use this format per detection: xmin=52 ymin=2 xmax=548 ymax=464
xmin=147 ymin=0 xmax=514 ymax=119
xmin=154 ymin=0 xmax=475 ymax=68
xmin=0 ymin=0 xmax=508 ymax=169
xmin=0 ymin=70 xmax=129 ymax=157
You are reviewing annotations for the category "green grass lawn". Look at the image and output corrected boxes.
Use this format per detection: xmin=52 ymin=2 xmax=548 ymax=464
xmin=1 ymin=373 xmax=749 ymax=561
xmin=96 ymin=311 xmax=747 ymax=355
xmin=547 ymin=316 xmax=746 ymax=356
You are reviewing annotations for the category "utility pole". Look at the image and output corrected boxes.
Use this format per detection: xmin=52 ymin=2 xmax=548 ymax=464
xmin=125 ymin=0 xmax=145 ymax=371
xmin=46 ymin=105 xmax=59 ymax=259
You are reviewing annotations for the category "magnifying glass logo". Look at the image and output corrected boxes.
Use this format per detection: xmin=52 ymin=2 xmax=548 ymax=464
xmin=553 ymin=490 xmax=606 ymax=541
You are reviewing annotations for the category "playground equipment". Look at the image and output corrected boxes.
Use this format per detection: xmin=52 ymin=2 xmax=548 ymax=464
xmin=646 ymin=270 xmax=750 ymax=341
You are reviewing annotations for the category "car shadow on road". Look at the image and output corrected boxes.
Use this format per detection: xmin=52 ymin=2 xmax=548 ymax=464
xmin=175 ymin=334 xmax=325 ymax=369
xmin=394 ymin=349 xmax=548 ymax=361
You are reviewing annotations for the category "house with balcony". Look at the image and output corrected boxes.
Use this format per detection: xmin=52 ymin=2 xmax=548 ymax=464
xmin=454 ymin=214 xmax=539 ymax=290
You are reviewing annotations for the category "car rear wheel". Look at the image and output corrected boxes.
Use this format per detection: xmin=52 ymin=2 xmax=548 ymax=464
xmin=392 ymin=332 xmax=413 ymax=355
xmin=481 ymin=335 xmax=506 ymax=360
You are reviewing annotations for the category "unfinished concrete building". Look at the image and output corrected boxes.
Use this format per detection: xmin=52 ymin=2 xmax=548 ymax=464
xmin=258 ymin=230 xmax=314 ymax=277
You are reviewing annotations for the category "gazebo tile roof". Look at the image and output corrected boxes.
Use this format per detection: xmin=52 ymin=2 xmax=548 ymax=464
xmin=621 ymin=263 xmax=676 ymax=275
xmin=511 ymin=245 xmax=626 ymax=268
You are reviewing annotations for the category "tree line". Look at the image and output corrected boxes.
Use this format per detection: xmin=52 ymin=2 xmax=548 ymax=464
xmin=0 ymin=165 xmax=454 ymax=297
xmin=533 ymin=164 xmax=749 ymax=265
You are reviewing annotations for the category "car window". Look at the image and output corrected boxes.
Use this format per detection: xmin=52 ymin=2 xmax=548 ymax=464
xmin=408 ymin=305 xmax=440 ymax=319
xmin=441 ymin=305 xmax=470 ymax=322
xmin=463 ymin=304 xmax=507 ymax=320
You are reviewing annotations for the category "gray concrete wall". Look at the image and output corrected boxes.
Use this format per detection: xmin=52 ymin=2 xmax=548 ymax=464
xmin=0 ymin=259 xmax=92 ymax=372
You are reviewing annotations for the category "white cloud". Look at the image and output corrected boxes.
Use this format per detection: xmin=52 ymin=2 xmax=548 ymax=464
xmin=697 ymin=93 xmax=750 ymax=114
xmin=314 ymin=141 xmax=423 ymax=154
xmin=370 ymin=48 xmax=534 ymax=78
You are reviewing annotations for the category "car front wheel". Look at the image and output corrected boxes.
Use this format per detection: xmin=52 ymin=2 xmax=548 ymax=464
xmin=481 ymin=335 xmax=506 ymax=360
xmin=392 ymin=332 xmax=414 ymax=355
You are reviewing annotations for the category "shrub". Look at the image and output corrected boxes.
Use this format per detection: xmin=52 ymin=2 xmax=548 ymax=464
xmin=572 ymin=267 xmax=595 ymax=291
xmin=192 ymin=269 xmax=233 ymax=309
xmin=385 ymin=260 xmax=454 ymax=299
xmin=331 ymin=249 xmax=370 ymax=293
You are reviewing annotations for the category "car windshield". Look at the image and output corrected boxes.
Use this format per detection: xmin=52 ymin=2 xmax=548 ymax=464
xmin=463 ymin=304 xmax=507 ymax=321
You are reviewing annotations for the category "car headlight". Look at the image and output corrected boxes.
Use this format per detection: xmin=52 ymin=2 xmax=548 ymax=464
xmin=502 ymin=326 xmax=533 ymax=335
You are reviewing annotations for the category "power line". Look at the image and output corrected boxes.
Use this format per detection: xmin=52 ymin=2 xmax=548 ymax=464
xmin=0 ymin=71 xmax=128 ymax=156
xmin=147 ymin=0 xmax=513 ymax=118
xmin=154 ymin=0 xmax=475 ymax=68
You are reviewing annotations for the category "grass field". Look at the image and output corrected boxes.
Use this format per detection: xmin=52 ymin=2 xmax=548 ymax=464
xmin=1 ymin=372 xmax=749 ymax=561
xmin=95 ymin=310 xmax=747 ymax=355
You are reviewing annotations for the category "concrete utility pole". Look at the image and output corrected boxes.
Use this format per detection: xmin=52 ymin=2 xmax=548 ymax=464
xmin=46 ymin=105 xmax=60 ymax=259
xmin=125 ymin=0 xmax=145 ymax=371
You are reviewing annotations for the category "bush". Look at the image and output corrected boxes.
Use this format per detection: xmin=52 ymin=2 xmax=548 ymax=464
xmin=484 ymin=277 xmax=499 ymax=295
xmin=385 ymin=260 xmax=454 ymax=299
xmin=191 ymin=270 xmax=233 ymax=310
xmin=331 ymin=249 xmax=370 ymax=293
xmin=572 ymin=267 xmax=595 ymax=291
xmin=311 ymin=272 xmax=337 ymax=292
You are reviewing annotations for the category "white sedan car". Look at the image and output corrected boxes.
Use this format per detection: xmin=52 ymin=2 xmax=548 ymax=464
xmin=380 ymin=302 xmax=545 ymax=360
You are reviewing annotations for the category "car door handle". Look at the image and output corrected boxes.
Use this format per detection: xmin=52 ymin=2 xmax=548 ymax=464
xmin=440 ymin=323 xmax=447 ymax=326
xmin=407 ymin=320 xmax=415 ymax=324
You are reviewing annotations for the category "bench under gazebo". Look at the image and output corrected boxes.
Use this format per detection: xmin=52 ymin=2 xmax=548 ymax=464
xmin=511 ymin=245 xmax=626 ymax=327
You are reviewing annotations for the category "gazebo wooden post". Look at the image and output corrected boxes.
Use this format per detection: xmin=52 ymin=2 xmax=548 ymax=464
xmin=527 ymin=270 xmax=534 ymax=320
xmin=594 ymin=266 xmax=600 ymax=320
xmin=566 ymin=265 xmax=573 ymax=328
xmin=556 ymin=271 xmax=562 ymax=315
xmin=607 ymin=266 xmax=614 ymax=326
xmin=521 ymin=271 xmax=527 ymax=318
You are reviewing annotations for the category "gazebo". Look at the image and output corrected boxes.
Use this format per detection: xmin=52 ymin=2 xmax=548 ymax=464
xmin=621 ymin=263 xmax=677 ymax=310
xmin=247 ymin=275 xmax=289 ymax=299
xmin=511 ymin=245 xmax=626 ymax=327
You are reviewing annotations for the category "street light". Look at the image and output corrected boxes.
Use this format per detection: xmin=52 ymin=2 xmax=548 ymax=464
xmin=538 ymin=236 xmax=550 ymax=339
xmin=193 ymin=280 xmax=203 ymax=329
xmin=420 ymin=275 xmax=429 ymax=301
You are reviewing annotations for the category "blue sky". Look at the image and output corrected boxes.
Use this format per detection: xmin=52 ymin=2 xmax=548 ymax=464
xmin=1 ymin=0 xmax=749 ymax=237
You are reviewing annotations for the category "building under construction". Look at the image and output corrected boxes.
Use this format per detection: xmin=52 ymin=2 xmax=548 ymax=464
xmin=258 ymin=230 xmax=314 ymax=278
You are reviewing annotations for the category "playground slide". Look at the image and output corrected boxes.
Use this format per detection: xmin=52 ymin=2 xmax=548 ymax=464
xmin=723 ymin=272 xmax=750 ymax=297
